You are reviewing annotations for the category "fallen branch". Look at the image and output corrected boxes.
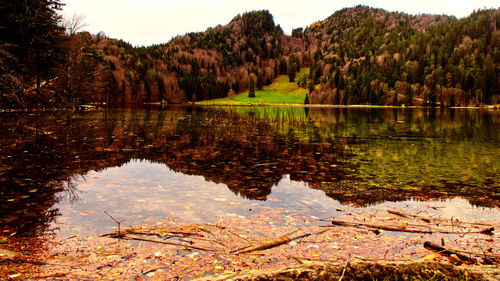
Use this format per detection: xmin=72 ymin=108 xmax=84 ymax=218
xmin=387 ymin=210 xmax=497 ymax=228
xmin=328 ymin=220 xmax=494 ymax=235
xmin=423 ymin=241 xmax=477 ymax=264
xmin=287 ymin=256 xmax=340 ymax=263
xmin=387 ymin=210 xmax=409 ymax=218
xmin=234 ymin=229 xmax=330 ymax=254
xmin=254 ymin=162 xmax=278 ymax=167
xmin=121 ymin=235 xmax=215 ymax=252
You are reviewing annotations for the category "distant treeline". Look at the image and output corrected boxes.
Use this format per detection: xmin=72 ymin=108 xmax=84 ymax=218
xmin=0 ymin=2 xmax=498 ymax=108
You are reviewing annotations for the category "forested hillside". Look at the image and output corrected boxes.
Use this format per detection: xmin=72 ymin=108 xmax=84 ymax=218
xmin=0 ymin=3 xmax=498 ymax=108
xmin=302 ymin=6 xmax=500 ymax=106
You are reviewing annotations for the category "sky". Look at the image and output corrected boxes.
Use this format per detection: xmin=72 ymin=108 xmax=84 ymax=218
xmin=61 ymin=0 xmax=499 ymax=46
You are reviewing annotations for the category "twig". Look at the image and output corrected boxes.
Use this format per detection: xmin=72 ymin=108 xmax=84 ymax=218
xmin=224 ymin=229 xmax=253 ymax=244
xmin=104 ymin=211 xmax=125 ymax=236
xmin=122 ymin=235 xmax=215 ymax=252
xmin=423 ymin=241 xmax=477 ymax=263
xmin=297 ymin=201 xmax=313 ymax=210
xmin=287 ymin=256 xmax=340 ymax=263
xmin=388 ymin=210 xmax=496 ymax=228
xmin=425 ymin=242 xmax=500 ymax=259
xmin=234 ymin=229 xmax=329 ymax=254
xmin=328 ymin=220 xmax=494 ymax=235
xmin=353 ymin=256 xmax=413 ymax=262
xmin=387 ymin=210 xmax=409 ymax=218
xmin=338 ymin=257 xmax=350 ymax=281
xmin=254 ymin=162 xmax=278 ymax=167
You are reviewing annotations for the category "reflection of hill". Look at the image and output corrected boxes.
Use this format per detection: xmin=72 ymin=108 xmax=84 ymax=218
xmin=0 ymin=107 xmax=498 ymax=236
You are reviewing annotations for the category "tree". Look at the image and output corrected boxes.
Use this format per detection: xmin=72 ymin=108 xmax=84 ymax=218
xmin=0 ymin=0 xmax=67 ymax=99
xmin=405 ymin=84 xmax=414 ymax=106
xmin=0 ymin=45 xmax=23 ymax=106
xmin=429 ymin=83 xmax=437 ymax=107
xmin=248 ymin=75 xmax=256 ymax=97
xmin=279 ymin=58 xmax=287 ymax=75
xmin=304 ymin=93 xmax=310 ymax=104
xmin=287 ymin=59 xmax=296 ymax=82
xmin=62 ymin=13 xmax=87 ymax=36
xmin=297 ymin=74 xmax=308 ymax=88
xmin=256 ymin=69 xmax=264 ymax=90
xmin=308 ymin=80 xmax=314 ymax=94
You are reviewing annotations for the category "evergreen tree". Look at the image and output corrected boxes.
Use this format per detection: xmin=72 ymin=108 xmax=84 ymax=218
xmin=0 ymin=0 xmax=66 ymax=95
xmin=304 ymin=93 xmax=310 ymax=104
xmin=429 ymin=83 xmax=437 ymax=107
xmin=405 ymin=84 xmax=414 ymax=106
xmin=334 ymin=88 xmax=341 ymax=105
xmin=308 ymin=80 xmax=314 ymax=94
xmin=279 ymin=58 xmax=287 ymax=75
xmin=256 ymin=69 xmax=264 ymax=90
xmin=248 ymin=75 xmax=256 ymax=97
xmin=287 ymin=57 xmax=296 ymax=82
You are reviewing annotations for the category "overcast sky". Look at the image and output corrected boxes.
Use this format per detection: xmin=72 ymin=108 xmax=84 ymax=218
xmin=61 ymin=0 xmax=499 ymax=46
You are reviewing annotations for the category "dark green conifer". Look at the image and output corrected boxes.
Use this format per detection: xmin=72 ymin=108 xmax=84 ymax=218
xmin=248 ymin=76 xmax=256 ymax=98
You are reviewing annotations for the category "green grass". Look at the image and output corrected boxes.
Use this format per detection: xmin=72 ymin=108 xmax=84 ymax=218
xmin=199 ymin=68 xmax=309 ymax=105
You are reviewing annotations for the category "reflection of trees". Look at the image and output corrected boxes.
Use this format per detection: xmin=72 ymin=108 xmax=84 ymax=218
xmin=0 ymin=107 xmax=498 ymax=236
xmin=152 ymin=110 xmax=354 ymax=200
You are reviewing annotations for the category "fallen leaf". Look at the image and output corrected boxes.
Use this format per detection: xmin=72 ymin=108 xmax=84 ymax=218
xmin=420 ymin=253 xmax=437 ymax=261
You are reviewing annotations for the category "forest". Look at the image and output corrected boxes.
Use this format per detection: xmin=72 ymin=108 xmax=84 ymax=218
xmin=0 ymin=2 xmax=498 ymax=108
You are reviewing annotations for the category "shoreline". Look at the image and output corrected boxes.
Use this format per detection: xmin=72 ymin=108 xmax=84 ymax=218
xmin=0 ymin=103 xmax=499 ymax=113
xmin=1 ymin=207 xmax=498 ymax=280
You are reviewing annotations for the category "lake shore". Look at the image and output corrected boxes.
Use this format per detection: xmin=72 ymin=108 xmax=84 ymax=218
xmin=1 ymin=207 xmax=498 ymax=280
xmin=0 ymin=103 xmax=499 ymax=113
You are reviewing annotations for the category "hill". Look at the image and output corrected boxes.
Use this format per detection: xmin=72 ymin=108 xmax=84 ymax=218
xmin=0 ymin=4 xmax=499 ymax=108
xmin=300 ymin=6 xmax=500 ymax=106
xmin=56 ymin=10 xmax=303 ymax=106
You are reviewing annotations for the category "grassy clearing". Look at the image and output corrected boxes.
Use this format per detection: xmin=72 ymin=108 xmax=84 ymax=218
xmin=199 ymin=68 xmax=309 ymax=105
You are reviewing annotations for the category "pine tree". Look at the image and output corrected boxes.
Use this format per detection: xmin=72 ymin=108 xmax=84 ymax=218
xmin=287 ymin=59 xmax=296 ymax=82
xmin=405 ymin=84 xmax=414 ymax=106
xmin=248 ymin=75 xmax=256 ymax=98
xmin=0 ymin=0 xmax=66 ymax=96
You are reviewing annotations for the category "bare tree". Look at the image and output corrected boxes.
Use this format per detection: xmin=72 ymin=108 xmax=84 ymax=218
xmin=63 ymin=13 xmax=87 ymax=35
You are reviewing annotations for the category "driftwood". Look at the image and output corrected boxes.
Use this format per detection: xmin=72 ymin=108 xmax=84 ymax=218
xmin=387 ymin=210 xmax=410 ymax=218
xmin=233 ymin=229 xmax=330 ymax=254
xmin=122 ymin=235 xmax=215 ymax=252
xmin=387 ymin=210 xmax=496 ymax=228
xmin=329 ymin=220 xmax=494 ymax=235
xmin=423 ymin=241 xmax=477 ymax=264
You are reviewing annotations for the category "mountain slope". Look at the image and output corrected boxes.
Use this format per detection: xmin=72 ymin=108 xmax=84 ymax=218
xmin=301 ymin=6 xmax=500 ymax=106
xmin=1 ymin=6 xmax=499 ymax=107
xmin=69 ymin=10 xmax=303 ymax=106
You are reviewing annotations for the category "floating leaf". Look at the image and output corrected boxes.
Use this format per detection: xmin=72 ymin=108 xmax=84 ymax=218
xmin=420 ymin=253 xmax=437 ymax=261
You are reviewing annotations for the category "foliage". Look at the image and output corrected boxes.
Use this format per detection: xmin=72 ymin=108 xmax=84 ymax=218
xmin=0 ymin=6 xmax=498 ymax=108
xmin=0 ymin=0 xmax=67 ymax=107
xmin=202 ymin=69 xmax=309 ymax=105
xmin=248 ymin=75 xmax=256 ymax=97
xmin=306 ymin=6 xmax=500 ymax=106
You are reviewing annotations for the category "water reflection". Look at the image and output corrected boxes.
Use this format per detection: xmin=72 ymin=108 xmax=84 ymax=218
xmin=0 ymin=106 xmax=498 ymax=237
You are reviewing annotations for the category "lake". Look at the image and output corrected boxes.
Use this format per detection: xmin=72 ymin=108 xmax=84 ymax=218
xmin=0 ymin=106 xmax=498 ymax=237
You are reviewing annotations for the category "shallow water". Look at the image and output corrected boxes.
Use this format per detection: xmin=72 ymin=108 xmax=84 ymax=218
xmin=0 ymin=106 xmax=498 ymax=237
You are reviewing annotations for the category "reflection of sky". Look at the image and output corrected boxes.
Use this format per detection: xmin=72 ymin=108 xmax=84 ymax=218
xmin=53 ymin=159 xmax=499 ymax=237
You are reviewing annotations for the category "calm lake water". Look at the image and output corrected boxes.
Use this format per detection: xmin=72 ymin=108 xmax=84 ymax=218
xmin=0 ymin=106 xmax=499 ymax=237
